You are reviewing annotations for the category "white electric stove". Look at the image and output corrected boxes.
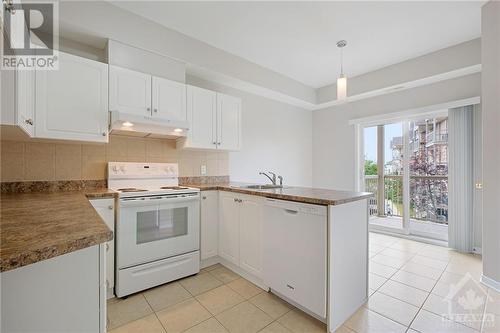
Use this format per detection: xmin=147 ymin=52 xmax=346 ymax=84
xmin=108 ymin=162 xmax=200 ymax=297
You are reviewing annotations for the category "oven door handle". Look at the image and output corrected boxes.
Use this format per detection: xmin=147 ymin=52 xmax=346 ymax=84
xmin=120 ymin=194 xmax=199 ymax=207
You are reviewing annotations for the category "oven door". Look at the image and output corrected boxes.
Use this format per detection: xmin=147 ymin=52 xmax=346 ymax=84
xmin=117 ymin=193 xmax=200 ymax=269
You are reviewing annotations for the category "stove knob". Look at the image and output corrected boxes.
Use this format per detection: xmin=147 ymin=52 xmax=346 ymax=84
xmin=119 ymin=165 xmax=126 ymax=173
xmin=112 ymin=165 xmax=119 ymax=173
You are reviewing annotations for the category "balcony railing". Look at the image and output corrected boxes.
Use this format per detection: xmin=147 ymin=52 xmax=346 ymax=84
xmin=426 ymin=131 xmax=448 ymax=146
xmin=364 ymin=175 xmax=448 ymax=224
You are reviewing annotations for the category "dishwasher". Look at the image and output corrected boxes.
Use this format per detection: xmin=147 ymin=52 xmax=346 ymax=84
xmin=262 ymin=198 xmax=327 ymax=319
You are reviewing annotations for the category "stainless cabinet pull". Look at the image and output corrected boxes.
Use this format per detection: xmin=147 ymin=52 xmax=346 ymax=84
xmin=102 ymin=132 xmax=107 ymax=136
xmin=106 ymin=243 xmax=109 ymax=252
xmin=154 ymin=108 xmax=158 ymax=113
xmin=286 ymin=284 xmax=295 ymax=290
xmin=25 ymin=118 xmax=33 ymax=125
xmin=202 ymin=196 xmax=207 ymax=200
xmin=234 ymin=198 xmax=238 ymax=202
xmin=108 ymin=205 xmax=113 ymax=210
xmin=284 ymin=209 xmax=298 ymax=215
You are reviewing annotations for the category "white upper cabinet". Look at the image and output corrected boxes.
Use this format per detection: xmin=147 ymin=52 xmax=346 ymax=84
xmin=184 ymin=85 xmax=217 ymax=149
xmin=217 ymin=93 xmax=242 ymax=151
xmin=152 ymin=76 xmax=186 ymax=121
xmin=109 ymin=66 xmax=152 ymax=117
xmin=178 ymin=86 xmax=241 ymax=151
xmin=36 ymin=52 xmax=108 ymax=142
xmin=1 ymin=68 xmax=35 ymax=137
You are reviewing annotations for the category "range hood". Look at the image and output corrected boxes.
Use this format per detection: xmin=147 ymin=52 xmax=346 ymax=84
xmin=109 ymin=111 xmax=189 ymax=139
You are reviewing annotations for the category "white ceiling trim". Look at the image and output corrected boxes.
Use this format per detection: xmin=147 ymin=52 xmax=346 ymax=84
xmin=188 ymin=63 xmax=481 ymax=111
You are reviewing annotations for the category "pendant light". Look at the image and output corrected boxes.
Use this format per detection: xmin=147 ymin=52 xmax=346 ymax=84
xmin=336 ymin=40 xmax=347 ymax=101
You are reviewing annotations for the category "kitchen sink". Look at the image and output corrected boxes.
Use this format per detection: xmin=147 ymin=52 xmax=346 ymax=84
xmin=239 ymin=184 xmax=284 ymax=190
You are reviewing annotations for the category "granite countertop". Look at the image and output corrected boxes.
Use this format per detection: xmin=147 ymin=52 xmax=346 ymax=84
xmin=0 ymin=189 xmax=116 ymax=272
xmin=185 ymin=182 xmax=373 ymax=206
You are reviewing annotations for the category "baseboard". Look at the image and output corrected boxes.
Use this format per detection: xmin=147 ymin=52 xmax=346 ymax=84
xmin=481 ymin=274 xmax=500 ymax=292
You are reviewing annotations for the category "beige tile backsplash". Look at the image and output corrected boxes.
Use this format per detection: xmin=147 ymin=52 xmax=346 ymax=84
xmin=0 ymin=136 xmax=229 ymax=182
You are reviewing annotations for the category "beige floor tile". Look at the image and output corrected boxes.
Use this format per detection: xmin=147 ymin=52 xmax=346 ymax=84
xmin=369 ymin=261 xmax=398 ymax=278
xmin=142 ymin=282 xmax=192 ymax=312
xmin=201 ymin=263 xmax=224 ymax=273
xmin=156 ymin=298 xmax=211 ymax=333
xmin=196 ymin=285 xmax=245 ymax=315
xmin=333 ymin=325 xmax=355 ymax=333
xmin=409 ymin=255 xmax=449 ymax=270
xmin=486 ymin=288 xmax=500 ymax=316
xmin=182 ymin=318 xmax=229 ymax=333
xmin=369 ymin=243 xmax=386 ymax=253
xmin=410 ymin=309 xmax=476 ymax=333
xmin=371 ymin=254 xmax=409 ymax=269
xmin=210 ymin=266 xmax=241 ymax=284
xmin=277 ymin=309 xmax=326 ymax=333
xmin=367 ymin=292 xmax=419 ymax=326
xmin=418 ymin=247 xmax=457 ymax=262
xmin=227 ymin=278 xmax=264 ymax=299
xmin=379 ymin=248 xmax=416 ymax=260
xmin=259 ymin=322 xmax=292 ymax=333
xmin=445 ymin=262 xmax=483 ymax=281
xmin=401 ymin=261 xmax=444 ymax=280
xmin=368 ymin=273 xmax=387 ymax=290
xmin=378 ymin=279 xmax=429 ymax=307
xmin=388 ymin=241 xmax=424 ymax=253
xmin=249 ymin=292 xmax=293 ymax=320
xmin=107 ymin=294 xmax=153 ymax=330
xmin=180 ymin=273 xmax=224 ymax=296
xmin=423 ymin=293 xmax=485 ymax=330
xmin=344 ymin=307 xmax=406 ymax=333
xmin=391 ymin=270 xmax=437 ymax=292
xmin=216 ymin=301 xmax=273 ymax=333
xmin=108 ymin=313 xmax=165 ymax=333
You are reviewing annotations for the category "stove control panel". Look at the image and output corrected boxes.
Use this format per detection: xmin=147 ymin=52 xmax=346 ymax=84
xmin=108 ymin=162 xmax=179 ymax=178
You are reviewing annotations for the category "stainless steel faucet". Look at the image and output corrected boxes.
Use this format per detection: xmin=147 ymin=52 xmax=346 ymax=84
xmin=259 ymin=172 xmax=276 ymax=185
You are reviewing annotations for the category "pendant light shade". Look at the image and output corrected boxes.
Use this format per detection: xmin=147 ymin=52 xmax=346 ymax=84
xmin=336 ymin=40 xmax=347 ymax=101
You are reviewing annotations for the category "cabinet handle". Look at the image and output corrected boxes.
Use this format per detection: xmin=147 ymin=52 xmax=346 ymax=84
xmin=147 ymin=107 xmax=151 ymax=112
xmin=154 ymin=108 xmax=158 ymax=113
xmin=212 ymin=141 xmax=216 ymax=145
xmin=234 ymin=198 xmax=238 ymax=202
xmin=102 ymin=132 xmax=107 ymax=136
xmin=106 ymin=243 xmax=109 ymax=252
xmin=286 ymin=284 xmax=295 ymax=290
xmin=202 ymin=196 xmax=207 ymax=200
xmin=217 ymin=142 xmax=221 ymax=145
xmin=25 ymin=119 xmax=33 ymax=126
xmin=108 ymin=205 xmax=113 ymax=210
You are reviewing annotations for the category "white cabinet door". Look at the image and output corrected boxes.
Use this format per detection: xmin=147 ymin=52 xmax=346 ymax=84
xmin=239 ymin=195 xmax=263 ymax=278
xmin=109 ymin=65 xmax=152 ymax=117
xmin=35 ymin=52 xmax=108 ymax=142
xmin=217 ymin=93 xmax=241 ymax=151
xmin=185 ymin=85 xmax=217 ymax=149
xmin=152 ymin=76 xmax=186 ymax=121
xmin=90 ymin=198 xmax=115 ymax=298
xmin=201 ymin=191 xmax=219 ymax=260
xmin=218 ymin=192 xmax=240 ymax=266
xmin=15 ymin=69 xmax=35 ymax=136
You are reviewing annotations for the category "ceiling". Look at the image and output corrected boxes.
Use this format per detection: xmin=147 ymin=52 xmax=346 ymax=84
xmin=111 ymin=1 xmax=483 ymax=88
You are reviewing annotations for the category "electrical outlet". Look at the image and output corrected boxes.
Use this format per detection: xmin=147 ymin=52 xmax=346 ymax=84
xmin=200 ymin=164 xmax=207 ymax=175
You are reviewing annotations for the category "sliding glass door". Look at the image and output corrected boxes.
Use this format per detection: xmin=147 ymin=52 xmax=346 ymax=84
xmin=362 ymin=115 xmax=449 ymax=241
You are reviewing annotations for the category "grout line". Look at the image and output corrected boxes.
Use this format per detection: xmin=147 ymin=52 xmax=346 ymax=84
xmin=142 ymin=293 xmax=169 ymax=333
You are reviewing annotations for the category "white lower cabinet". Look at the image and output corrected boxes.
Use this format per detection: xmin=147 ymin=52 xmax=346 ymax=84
xmin=218 ymin=192 xmax=241 ymax=266
xmin=0 ymin=245 xmax=106 ymax=333
xmin=90 ymin=198 xmax=115 ymax=299
xmin=201 ymin=191 xmax=219 ymax=260
xmin=217 ymin=192 xmax=263 ymax=279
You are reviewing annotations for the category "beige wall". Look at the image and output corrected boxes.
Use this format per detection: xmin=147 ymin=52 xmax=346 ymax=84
xmin=0 ymin=135 xmax=229 ymax=182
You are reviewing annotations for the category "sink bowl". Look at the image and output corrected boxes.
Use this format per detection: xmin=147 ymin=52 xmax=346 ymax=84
xmin=240 ymin=184 xmax=284 ymax=190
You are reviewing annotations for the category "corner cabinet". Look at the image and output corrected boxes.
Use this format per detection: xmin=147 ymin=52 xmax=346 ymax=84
xmin=90 ymin=198 xmax=115 ymax=299
xmin=109 ymin=65 xmax=187 ymax=121
xmin=178 ymin=85 xmax=241 ymax=151
xmin=218 ymin=192 xmax=263 ymax=278
xmin=35 ymin=52 xmax=109 ymax=142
